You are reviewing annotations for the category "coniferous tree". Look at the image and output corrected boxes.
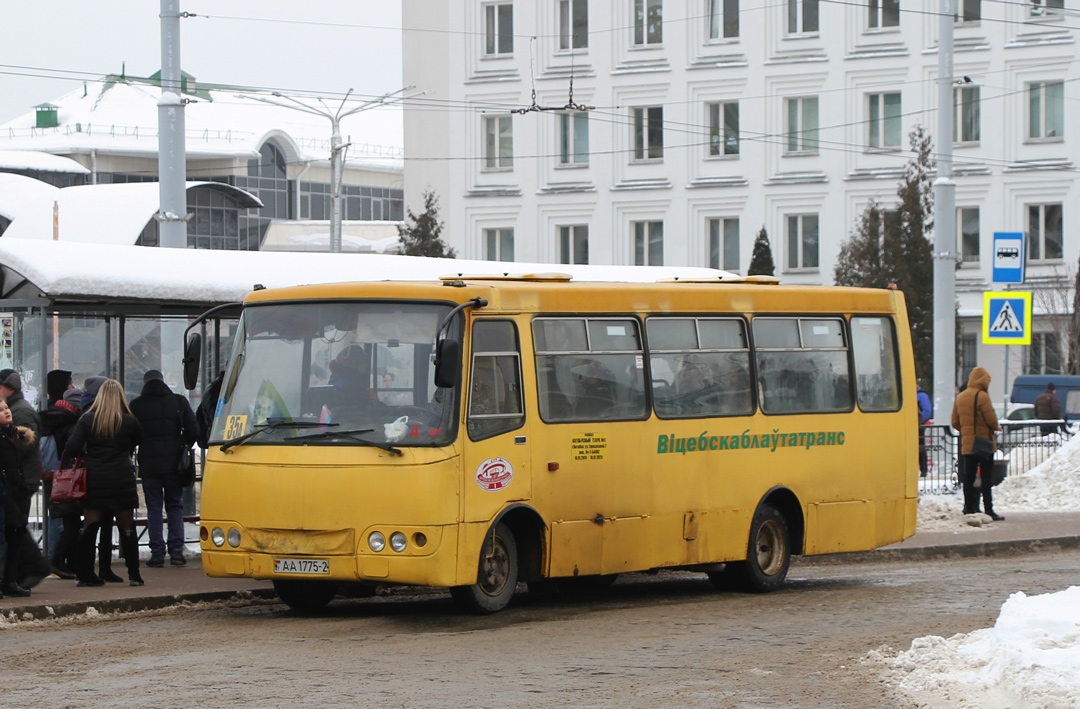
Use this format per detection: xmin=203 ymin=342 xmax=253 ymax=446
xmin=833 ymin=126 xmax=935 ymax=386
xmin=747 ymin=227 xmax=775 ymax=276
xmin=398 ymin=190 xmax=456 ymax=258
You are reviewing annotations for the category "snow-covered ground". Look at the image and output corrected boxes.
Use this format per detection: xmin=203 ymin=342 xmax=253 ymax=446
xmin=875 ymin=433 xmax=1080 ymax=707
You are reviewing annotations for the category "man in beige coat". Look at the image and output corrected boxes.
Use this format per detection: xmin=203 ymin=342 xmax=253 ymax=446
xmin=951 ymin=366 xmax=1003 ymax=519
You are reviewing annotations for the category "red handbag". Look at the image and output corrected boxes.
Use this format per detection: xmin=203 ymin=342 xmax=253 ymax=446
xmin=50 ymin=456 xmax=88 ymax=503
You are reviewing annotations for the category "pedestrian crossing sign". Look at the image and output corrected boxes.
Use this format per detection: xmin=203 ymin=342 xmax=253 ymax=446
xmin=982 ymin=291 xmax=1031 ymax=345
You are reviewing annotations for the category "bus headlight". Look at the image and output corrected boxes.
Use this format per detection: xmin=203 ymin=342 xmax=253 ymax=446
xmin=390 ymin=532 xmax=407 ymax=552
xmin=227 ymin=528 xmax=242 ymax=548
xmin=211 ymin=527 xmax=225 ymax=547
xmin=368 ymin=531 xmax=386 ymax=552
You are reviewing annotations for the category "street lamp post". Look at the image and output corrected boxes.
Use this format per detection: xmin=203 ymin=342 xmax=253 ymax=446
xmin=240 ymin=87 xmax=413 ymax=253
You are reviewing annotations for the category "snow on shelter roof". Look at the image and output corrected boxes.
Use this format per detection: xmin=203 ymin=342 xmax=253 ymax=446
xmin=0 ymin=149 xmax=90 ymax=174
xmin=0 ymin=174 xmax=60 ymax=222
xmin=1 ymin=181 xmax=263 ymax=245
xmin=0 ymin=238 xmax=734 ymax=313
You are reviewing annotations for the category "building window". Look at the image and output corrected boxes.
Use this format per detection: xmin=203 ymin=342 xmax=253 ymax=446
xmin=1027 ymin=333 xmax=1063 ymax=375
xmin=868 ymin=92 xmax=901 ymax=149
xmin=953 ymin=86 xmax=980 ymax=144
xmin=560 ymin=225 xmax=589 ymax=264
xmin=559 ymin=0 xmax=588 ymax=49
xmin=709 ymin=218 xmax=740 ymax=271
xmin=708 ymin=102 xmax=739 ymax=156
xmin=485 ymin=3 xmax=514 ymax=55
xmin=1029 ymin=81 xmax=1064 ymax=140
xmin=484 ymin=228 xmax=515 ymax=261
xmin=786 ymin=214 xmax=819 ymax=270
xmin=560 ymin=112 xmax=589 ymax=165
xmin=484 ymin=115 xmax=514 ymax=169
xmin=634 ymin=221 xmax=664 ymax=265
xmin=248 ymin=142 xmax=287 ymax=179
xmin=787 ymin=0 xmax=819 ymax=33
xmin=1027 ymin=203 xmax=1063 ymax=262
xmin=959 ymin=207 xmax=980 ymax=263
xmin=957 ymin=0 xmax=980 ymax=21
xmin=1031 ymin=0 xmax=1064 ymax=16
xmin=634 ymin=0 xmax=663 ymax=45
xmin=868 ymin=0 xmax=899 ymax=28
xmin=633 ymin=107 xmax=664 ymax=161
xmin=709 ymin=0 xmax=739 ymax=38
xmin=958 ymin=333 xmax=977 ymax=385
xmin=785 ymin=97 xmax=819 ymax=154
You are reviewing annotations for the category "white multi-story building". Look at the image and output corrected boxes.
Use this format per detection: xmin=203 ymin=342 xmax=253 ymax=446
xmin=403 ymin=0 xmax=1077 ymax=396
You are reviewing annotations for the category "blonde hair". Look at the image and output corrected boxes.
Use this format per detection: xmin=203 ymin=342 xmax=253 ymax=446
xmin=88 ymin=379 xmax=131 ymax=438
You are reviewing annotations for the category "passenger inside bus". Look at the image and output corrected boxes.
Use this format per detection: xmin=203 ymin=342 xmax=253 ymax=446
xmin=327 ymin=344 xmax=388 ymax=414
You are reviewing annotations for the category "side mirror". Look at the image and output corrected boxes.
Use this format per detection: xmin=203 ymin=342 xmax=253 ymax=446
xmin=433 ymin=338 xmax=461 ymax=389
xmin=183 ymin=333 xmax=202 ymax=391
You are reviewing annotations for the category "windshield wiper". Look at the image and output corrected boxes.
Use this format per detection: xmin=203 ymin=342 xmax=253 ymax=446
xmin=285 ymin=428 xmax=403 ymax=456
xmin=216 ymin=421 xmax=338 ymax=452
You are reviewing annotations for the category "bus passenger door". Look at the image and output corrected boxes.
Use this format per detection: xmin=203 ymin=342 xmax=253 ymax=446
xmin=462 ymin=319 xmax=531 ymax=525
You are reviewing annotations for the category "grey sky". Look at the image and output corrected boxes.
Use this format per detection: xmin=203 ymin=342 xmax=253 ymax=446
xmin=0 ymin=1 xmax=403 ymax=124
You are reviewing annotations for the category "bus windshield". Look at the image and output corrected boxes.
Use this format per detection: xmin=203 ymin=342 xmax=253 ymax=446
xmin=210 ymin=300 xmax=460 ymax=448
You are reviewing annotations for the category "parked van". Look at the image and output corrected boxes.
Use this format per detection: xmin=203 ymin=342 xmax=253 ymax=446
xmin=1009 ymin=375 xmax=1080 ymax=422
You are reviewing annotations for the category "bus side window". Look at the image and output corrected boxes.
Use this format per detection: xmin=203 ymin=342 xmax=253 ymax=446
xmin=753 ymin=317 xmax=853 ymax=414
xmin=468 ymin=320 xmax=525 ymax=441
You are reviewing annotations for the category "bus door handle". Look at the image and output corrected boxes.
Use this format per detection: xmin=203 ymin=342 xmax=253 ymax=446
xmin=515 ymin=436 xmax=526 ymax=445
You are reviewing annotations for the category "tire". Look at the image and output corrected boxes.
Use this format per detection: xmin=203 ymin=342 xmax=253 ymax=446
xmin=716 ymin=503 xmax=791 ymax=593
xmin=273 ymin=579 xmax=340 ymax=612
xmin=450 ymin=522 xmax=519 ymax=614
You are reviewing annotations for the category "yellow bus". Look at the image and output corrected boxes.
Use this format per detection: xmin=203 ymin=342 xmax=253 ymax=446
xmin=195 ymin=274 xmax=917 ymax=613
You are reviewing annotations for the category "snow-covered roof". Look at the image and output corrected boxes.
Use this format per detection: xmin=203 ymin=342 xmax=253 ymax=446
xmin=0 ymin=173 xmax=60 ymax=222
xmin=0 ymin=149 xmax=90 ymax=174
xmin=0 ymin=181 xmax=262 ymax=244
xmin=0 ymin=79 xmax=402 ymax=172
xmin=0 ymin=238 xmax=733 ymax=309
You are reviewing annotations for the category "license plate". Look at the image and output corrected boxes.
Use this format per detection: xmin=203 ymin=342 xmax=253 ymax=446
xmin=273 ymin=558 xmax=330 ymax=575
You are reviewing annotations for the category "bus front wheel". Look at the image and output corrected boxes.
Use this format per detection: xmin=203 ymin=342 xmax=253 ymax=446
xmin=273 ymin=579 xmax=340 ymax=612
xmin=712 ymin=504 xmax=791 ymax=593
xmin=450 ymin=522 xmax=519 ymax=614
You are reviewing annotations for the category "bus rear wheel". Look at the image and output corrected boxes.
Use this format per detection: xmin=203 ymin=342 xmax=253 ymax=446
xmin=273 ymin=579 xmax=340 ymax=612
xmin=450 ymin=522 xmax=518 ymax=614
xmin=712 ymin=504 xmax=791 ymax=593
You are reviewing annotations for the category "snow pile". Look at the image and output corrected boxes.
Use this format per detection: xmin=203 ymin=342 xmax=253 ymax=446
xmin=994 ymin=433 xmax=1080 ymax=511
xmin=882 ymin=586 xmax=1080 ymax=708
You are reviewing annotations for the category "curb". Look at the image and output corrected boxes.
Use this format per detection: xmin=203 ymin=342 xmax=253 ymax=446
xmin=794 ymin=535 xmax=1080 ymax=565
xmin=1 ymin=588 xmax=279 ymax=622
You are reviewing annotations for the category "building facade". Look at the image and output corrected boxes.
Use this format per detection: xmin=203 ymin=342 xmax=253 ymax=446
xmin=403 ymin=0 xmax=1078 ymax=399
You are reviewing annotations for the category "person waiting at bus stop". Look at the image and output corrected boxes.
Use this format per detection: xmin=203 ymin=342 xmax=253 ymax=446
xmin=65 ymin=380 xmax=145 ymax=587
xmin=950 ymin=367 xmax=1004 ymax=520
xmin=130 ymin=370 xmax=198 ymax=568
xmin=916 ymin=382 xmax=932 ymax=477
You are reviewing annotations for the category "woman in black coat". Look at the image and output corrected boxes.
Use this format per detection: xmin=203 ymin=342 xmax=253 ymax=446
xmin=65 ymin=379 xmax=144 ymax=587
xmin=0 ymin=398 xmax=36 ymax=597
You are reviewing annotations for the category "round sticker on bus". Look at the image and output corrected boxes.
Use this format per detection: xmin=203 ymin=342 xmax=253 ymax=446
xmin=476 ymin=457 xmax=513 ymax=492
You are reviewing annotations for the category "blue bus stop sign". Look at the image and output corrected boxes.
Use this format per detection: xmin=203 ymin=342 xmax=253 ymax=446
xmin=992 ymin=232 xmax=1025 ymax=284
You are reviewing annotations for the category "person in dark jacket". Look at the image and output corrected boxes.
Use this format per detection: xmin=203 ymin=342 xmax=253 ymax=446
xmin=40 ymin=370 xmax=83 ymax=578
xmin=64 ymin=379 xmax=144 ymax=587
xmin=130 ymin=369 xmax=198 ymax=567
xmin=0 ymin=398 xmax=36 ymax=597
xmin=0 ymin=370 xmax=42 ymax=498
xmin=1033 ymin=382 xmax=1064 ymax=435
xmin=78 ymin=376 xmax=124 ymax=582
xmin=951 ymin=367 xmax=1003 ymax=520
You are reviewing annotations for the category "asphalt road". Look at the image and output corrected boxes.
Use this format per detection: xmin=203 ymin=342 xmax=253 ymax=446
xmin=4 ymin=548 xmax=1079 ymax=708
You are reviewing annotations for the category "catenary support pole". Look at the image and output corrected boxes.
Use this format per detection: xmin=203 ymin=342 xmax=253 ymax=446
xmin=933 ymin=0 xmax=958 ymax=421
xmin=157 ymin=0 xmax=188 ymax=249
